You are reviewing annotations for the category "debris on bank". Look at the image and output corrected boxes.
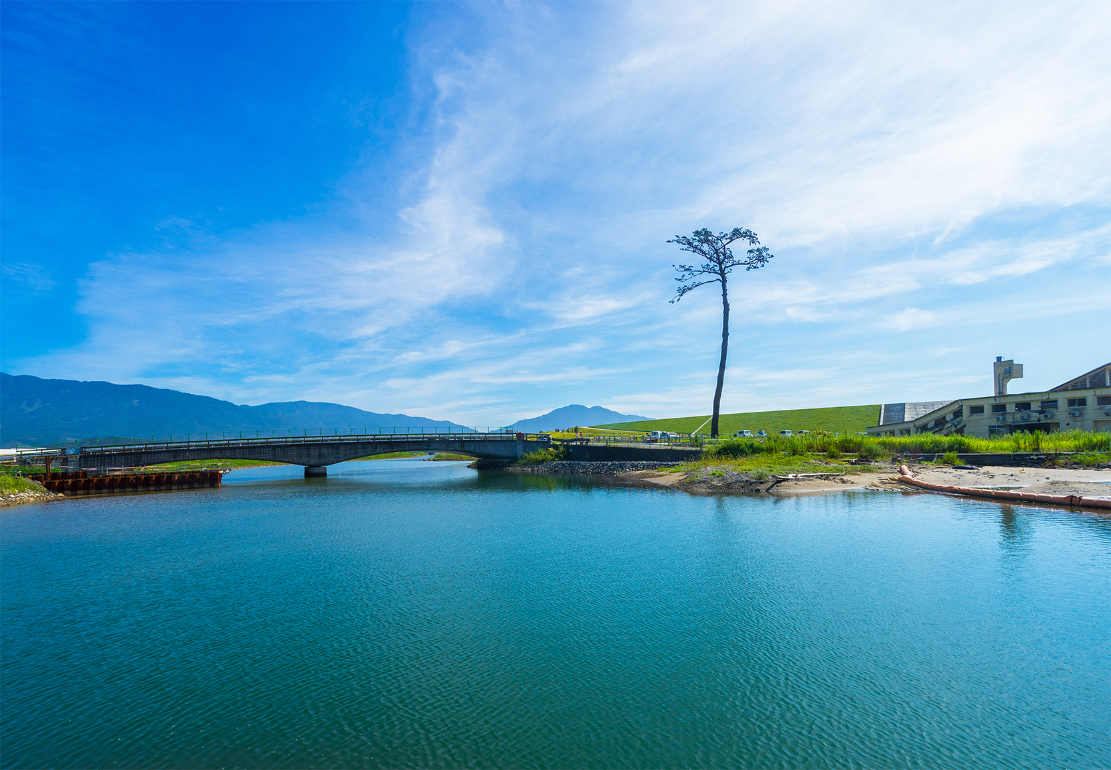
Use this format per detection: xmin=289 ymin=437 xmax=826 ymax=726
xmin=896 ymin=464 xmax=1111 ymax=510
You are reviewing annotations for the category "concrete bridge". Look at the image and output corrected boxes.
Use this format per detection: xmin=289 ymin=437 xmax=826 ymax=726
xmin=55 ymin=433 xmax=552 ymax=476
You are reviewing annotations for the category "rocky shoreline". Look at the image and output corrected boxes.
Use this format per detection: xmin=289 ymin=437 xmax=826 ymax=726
xmin=1 ymin=483 xmax=64 ymax=508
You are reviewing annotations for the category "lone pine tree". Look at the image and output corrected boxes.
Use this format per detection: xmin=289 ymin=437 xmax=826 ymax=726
xmin=669 ymin=227 xmax=774 ymax=438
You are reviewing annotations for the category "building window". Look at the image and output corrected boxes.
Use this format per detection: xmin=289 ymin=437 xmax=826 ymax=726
xmin=969 ymin=405 xmax=984 ymax=414
xmin=1098 ymin=396 xmax=1111 ymax=406
xmin=1015 ymin=402 xmax=1032 ymax=411
xmin=991 ymin=404 xmax=1007 ymax=413
xmin=933 ymin=419 xmax=945 ymax=428
xmin=953 ymin=407 xmax=963 ymax=418
xmin=1040 ymin=400 xmax=1058 ymax=410
xmin=1068 ymin=398 xmax=1087 ymax=408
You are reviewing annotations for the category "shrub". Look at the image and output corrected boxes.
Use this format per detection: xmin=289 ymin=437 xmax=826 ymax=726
xmin=783 ymin=436 xmax=807 ymax=456
xmin=0 ymin=474 xmax=44 ymax=495
xmin=1072 ymin=452 xmax=1111 ymax=467
xmin=517 ymin=446 xmax=568 ymax=465
xmin=704 ymin=438 xmax=765 ymax=460
xmin=858 ymin=441 xmax=887 ymax=461
xmin=940 ymin=451 xmax=960 ymax=465
xmin=825 ymin=446 xmax=842 ymax=460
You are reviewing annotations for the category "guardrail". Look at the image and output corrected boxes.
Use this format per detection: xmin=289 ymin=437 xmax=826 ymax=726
xmin=557 ymin=435 xmax=704 ymax=447
xmin=6 ymin=430 xmax=724 ymax=457
xmin=12 ymin=426 xmax=519 ymax=451
xmin=0 ymin=428 xmax=555 ymax=464
xmin=62 ymin=432 xmax=533 ymax=455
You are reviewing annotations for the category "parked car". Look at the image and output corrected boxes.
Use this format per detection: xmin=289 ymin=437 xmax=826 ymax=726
xmin=647 ymin=430 xmax=666 ymax=442
xmin=734 ymin=430 xmax=753 ymax=437
xmin=780 ymin=430 xmax=792 ymax=437
xmin=797 ymin=430 xmax=810 ymax=436
xmin=756 ymin=430 xmax=767 ymax=437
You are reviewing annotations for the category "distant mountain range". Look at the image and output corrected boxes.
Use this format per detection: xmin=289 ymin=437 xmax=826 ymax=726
xmin=508 ymin=405 xmax=650 ymax=432
xmin=0 ymin=373 xmax=470 ymax=447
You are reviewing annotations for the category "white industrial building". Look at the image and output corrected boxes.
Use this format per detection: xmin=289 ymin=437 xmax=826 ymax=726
xmin=868 ymin=360 xmax=1111 ymax=438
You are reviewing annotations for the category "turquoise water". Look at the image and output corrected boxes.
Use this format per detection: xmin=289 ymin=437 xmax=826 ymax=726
xmin=2 ymin=458 xmax=1109 ymax=768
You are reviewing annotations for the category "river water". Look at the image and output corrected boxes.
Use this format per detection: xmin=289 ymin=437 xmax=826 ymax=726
xmin=3 ymin=458 xmax=1109 ymax=768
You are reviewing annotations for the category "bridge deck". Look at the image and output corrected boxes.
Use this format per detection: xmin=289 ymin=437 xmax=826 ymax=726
xmin=59 ymin=433 xmax=546 ymax=473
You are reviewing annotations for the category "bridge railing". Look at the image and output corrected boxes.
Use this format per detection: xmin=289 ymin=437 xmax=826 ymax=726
xmin=25 ymin=427 xmax=521 ymax=452
xmin=557 ymin=435 xmax=704 ymax=448
xmin=53 ymin=431 xmax=555 ymax=455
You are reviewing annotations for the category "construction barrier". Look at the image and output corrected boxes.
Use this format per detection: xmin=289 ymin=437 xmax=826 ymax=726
xmin=26 ymin=470 xmax=223 ymax=496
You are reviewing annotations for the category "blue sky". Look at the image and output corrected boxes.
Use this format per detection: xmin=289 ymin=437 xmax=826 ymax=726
xmin=3 ymin=1 xmax=1108 ymax=425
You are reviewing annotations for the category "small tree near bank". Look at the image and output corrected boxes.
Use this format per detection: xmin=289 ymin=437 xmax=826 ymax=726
xmin=669 ymin=228 xmax=774 ymax=438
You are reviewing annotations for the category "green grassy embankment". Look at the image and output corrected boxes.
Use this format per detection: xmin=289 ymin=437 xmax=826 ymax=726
xmin=666 ymin=430 xmax=1111 ymax=476
xmin=1 ymin=473 xmax=48 ymax=495
xmin=679 ymin=435 xmax=881 ymax=476
xmin=352 ymin=451 xmax=429 ymax=461
xmin=429 ymin=453 xmax=473 ymax=461
xmin=600 ymin=404 xmax=882 ymax=436
xmin=516 ymin=446 xmax=569 ymax=465
xmin=144 ymin=459 xmax=283 ymax=471
xmin=144 ymin=452 xmax=431 ymax=472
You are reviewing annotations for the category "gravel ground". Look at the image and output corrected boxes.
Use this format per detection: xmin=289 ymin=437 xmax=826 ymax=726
xmin=1 ymin=488 xmax=64 ymax=507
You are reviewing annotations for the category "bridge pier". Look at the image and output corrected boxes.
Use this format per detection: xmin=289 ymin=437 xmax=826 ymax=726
xmin=305 ymin=466 xmax=327 ymax=478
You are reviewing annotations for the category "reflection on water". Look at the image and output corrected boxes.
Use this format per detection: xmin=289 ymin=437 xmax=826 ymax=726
xmin=998 ymin=504 xmax=1032 ymax=553
xmin=2 ymin=458 xmax=1109 ymax=769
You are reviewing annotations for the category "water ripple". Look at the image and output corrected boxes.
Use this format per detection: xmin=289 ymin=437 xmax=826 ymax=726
xmin=2 ymin=460 xmax=1108 ymax=768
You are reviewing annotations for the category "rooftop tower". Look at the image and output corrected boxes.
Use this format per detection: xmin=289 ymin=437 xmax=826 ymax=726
xmin=993 ymin=356 xmax=1023 ymax=396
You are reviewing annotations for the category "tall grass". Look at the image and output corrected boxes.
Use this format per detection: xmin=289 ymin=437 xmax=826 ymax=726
xmin=516 ymin=446 xmax=569 ymax=465
xmin=0 ymin=474 xmax=46 ymax=495
xmin=703 ymin=430 xmax=1109 ymax=461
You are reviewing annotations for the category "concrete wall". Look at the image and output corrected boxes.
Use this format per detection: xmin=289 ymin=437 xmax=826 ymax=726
xmin=566 ymin=444 xmax=701 ymax=463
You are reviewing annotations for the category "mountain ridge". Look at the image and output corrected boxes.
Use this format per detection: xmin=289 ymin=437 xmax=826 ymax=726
xmin=509 ymin=404 xmax=650 ymax=432
xmin=1 ymin=373 xmax=470 ymax=446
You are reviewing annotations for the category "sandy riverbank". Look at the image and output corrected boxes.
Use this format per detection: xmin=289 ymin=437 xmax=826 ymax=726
xmin=621 ymin=462 xmax=1111 ymax=500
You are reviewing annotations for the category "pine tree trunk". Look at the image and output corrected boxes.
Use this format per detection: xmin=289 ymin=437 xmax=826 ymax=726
xmin=711 ymin=279 xmax=729 ymax=438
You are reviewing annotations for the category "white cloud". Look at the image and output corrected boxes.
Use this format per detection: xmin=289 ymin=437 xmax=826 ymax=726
xmin=891 ymin=308 xmax=937 ymax=332
xmin=10 ymin=0 xmax=1111 ymax=423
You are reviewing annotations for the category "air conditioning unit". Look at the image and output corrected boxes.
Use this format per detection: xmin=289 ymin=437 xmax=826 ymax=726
xmin=1043 ymin=411 xmax=1054 ymax=418
xmin=1069 ymin=410 xmax=1081 ymax=417
xmin=1019 ymin=413 xmax=1030 ymax=421
xmin=995 ymin=415 xmax=1005 ymax=422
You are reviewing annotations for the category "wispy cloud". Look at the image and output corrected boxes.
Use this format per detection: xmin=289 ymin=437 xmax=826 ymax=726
xmin=3 ymin=263 xmax=55 ymax=294
xmin=10 ymin=0 xmax=1111 ymax=423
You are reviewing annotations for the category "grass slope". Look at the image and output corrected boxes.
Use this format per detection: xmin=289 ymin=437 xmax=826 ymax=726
xmin=601 ymin=404 xmax=882 ymax=436
xmin=0 ymin=474 xmax=47 ymax=495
